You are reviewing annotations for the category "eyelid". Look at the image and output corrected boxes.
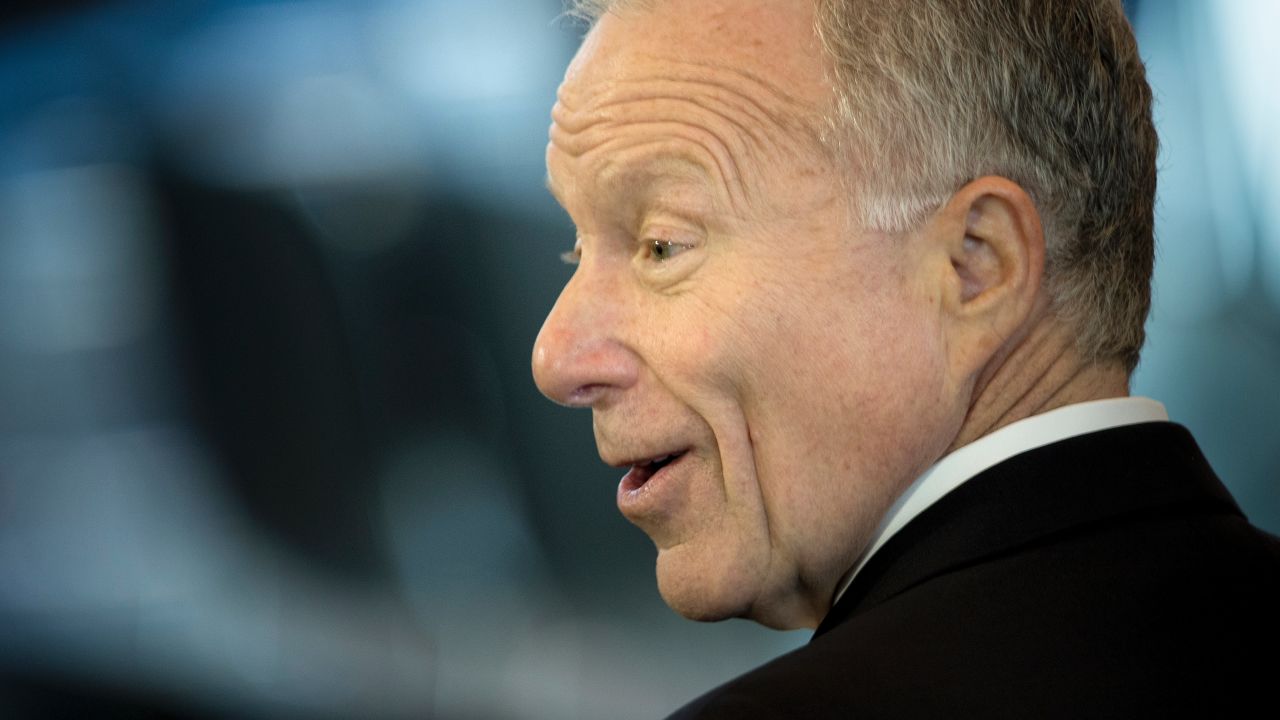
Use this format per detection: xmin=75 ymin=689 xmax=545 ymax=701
xmin=638 ymin=221 xmax=701 ymax=258
xmin=645 ymin=238 xmax=692 ymax=262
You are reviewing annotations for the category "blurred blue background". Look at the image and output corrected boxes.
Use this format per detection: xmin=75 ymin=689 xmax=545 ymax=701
xmin=0 ymin=1 xmax=1275 ymax=717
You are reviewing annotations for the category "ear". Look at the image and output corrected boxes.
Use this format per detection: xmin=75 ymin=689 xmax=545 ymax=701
xmin=926 ymin=176 xmax=1046 ymax=380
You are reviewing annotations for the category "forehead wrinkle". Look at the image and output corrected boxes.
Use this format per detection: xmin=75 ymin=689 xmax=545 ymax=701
xmin=555 ymin=105 xmax=747 ymax=199
xmin=606 ymin=134 xmax=745 ymax=214
xmin=554 ymin=69 xmax=828 ymax=203
xmin=601 ymin=79 xmax=801 ymax=165
xmin=655 ymin=56 xmax=824 ymax=138
xmin=557 ymin=55 xmax=821 ymax=146
xmin=550 ymin=106 xmax=750 ymax=211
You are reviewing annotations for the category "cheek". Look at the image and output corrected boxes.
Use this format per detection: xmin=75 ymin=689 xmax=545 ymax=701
xmin=735 ymin=265 xmax=948 ymax=505
xmin=746 ymin=269 xmax=916 ymax=407
xmin=637 ymin=283 xmax=754 ymax=397
xmin=810 ymin=286 xmax=948 ymax=445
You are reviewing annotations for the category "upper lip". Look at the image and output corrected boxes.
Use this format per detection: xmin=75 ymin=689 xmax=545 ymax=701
xmin=605 ymin=447 xmax=690 ymax=469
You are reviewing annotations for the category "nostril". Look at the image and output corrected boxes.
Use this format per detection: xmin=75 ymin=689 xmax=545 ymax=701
xmin=565 ymin=383 xmax=609 ymax=408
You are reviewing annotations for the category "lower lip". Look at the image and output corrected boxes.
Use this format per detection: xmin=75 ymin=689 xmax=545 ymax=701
xmin=617 ymin=453 xmax=688 ymax=516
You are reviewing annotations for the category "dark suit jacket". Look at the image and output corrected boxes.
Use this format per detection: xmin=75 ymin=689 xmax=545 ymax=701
xmin=668 ymin=422 xmax=1280 ymax=718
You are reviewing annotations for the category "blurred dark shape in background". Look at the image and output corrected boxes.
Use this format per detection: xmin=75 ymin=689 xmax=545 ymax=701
xmin=0 ymin=1 xmax=1275 ymax=718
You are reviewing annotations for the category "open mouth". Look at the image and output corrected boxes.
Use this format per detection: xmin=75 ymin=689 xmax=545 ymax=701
xmin=620 ymin=450 xmax=688 ymax=493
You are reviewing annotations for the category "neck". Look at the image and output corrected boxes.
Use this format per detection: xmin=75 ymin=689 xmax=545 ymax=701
xmin=949 ymin=318 xmax=1130 ymax=453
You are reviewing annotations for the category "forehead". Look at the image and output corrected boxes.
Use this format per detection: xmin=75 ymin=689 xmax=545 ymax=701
xmin=561 ymin=0 xmax=830 ymax=110
xmin=551 ymin=0 xmax=834 ymax=212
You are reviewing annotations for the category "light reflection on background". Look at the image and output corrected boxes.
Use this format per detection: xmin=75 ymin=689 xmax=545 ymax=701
xmin=0 ymin=1 xmax=1275 ymax=718
xmin=1131 ymin=0 xmax=1280 ymax=525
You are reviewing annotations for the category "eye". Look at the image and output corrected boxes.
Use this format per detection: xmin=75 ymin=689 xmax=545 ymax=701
xmin=648 ymin=239 xmax=690 ymax=262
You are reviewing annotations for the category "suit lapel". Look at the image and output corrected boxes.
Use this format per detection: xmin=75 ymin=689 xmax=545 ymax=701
xmin=814 ymin=422 xmax=1241 ymax=638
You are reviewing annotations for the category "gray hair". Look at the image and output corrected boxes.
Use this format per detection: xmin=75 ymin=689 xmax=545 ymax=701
xmin=564 ymin=0 xmax=1158 ymax=372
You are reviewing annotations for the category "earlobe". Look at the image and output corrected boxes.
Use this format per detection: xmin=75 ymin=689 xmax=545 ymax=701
xmin=935 ymin=176 xmax=1046 ymax=376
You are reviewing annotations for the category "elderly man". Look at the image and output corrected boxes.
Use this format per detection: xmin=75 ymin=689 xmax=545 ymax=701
xmin=532 ymin=0 xmax=1280 ymax=716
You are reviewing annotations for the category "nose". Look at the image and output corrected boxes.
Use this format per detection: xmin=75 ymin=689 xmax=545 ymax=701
xmin=532 ymin=267 xmax=639 ymax=408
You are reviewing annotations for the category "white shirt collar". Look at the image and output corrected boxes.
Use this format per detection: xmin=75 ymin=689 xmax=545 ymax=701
xmin=829 ymin=396 xmax=1169 ymax=608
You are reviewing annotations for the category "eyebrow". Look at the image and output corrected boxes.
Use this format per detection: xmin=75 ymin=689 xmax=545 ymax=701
xmin=603 ymin=153 xmax=719 ymax=200
xmin=547 ymin=150 xmax=732 ymax=222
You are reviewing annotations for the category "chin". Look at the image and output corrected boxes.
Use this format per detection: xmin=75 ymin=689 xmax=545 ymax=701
xmin=653 ymin=540 xmax=812 ymax=629
xmin=655 ymin=550 xmax=754 ymax=622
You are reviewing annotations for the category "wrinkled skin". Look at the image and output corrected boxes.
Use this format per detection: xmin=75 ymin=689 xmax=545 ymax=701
xmin=532 ymin=0 xmax=962 ymax=629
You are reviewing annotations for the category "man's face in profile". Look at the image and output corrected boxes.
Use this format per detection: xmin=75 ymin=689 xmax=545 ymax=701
xmin=533 ymin=0 xmax=956 ymax=630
